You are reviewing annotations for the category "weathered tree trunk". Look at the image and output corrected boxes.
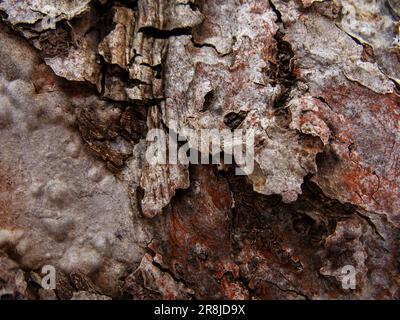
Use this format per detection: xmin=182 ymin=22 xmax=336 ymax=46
xmin=0 ymin=0 xmax=399 ymax=300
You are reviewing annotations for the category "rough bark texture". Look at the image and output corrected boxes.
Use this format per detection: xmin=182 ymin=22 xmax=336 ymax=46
xmin=0 ymin=0 xmax=399 ymax=300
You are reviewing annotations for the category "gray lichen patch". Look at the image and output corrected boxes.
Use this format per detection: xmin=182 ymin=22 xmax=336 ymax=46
xmin=0 ymin=0 xmax=91 ymax=31
xmin=337 ymin=0 xmax=400 ymax=85
xmin=0 ymin=0 xmax=399 ymax=300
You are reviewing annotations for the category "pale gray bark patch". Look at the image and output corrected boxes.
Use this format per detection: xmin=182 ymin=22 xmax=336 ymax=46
xmin=0 ymin=0 xmax=399 ymax=299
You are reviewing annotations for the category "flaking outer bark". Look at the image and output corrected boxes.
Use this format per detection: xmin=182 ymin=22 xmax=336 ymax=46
xmin=0 ymin=0 xmax=399 ymax=300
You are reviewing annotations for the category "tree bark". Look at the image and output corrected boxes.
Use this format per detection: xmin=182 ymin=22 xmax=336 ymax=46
xmin=0 ymin=0 xmax=399 ymax=299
